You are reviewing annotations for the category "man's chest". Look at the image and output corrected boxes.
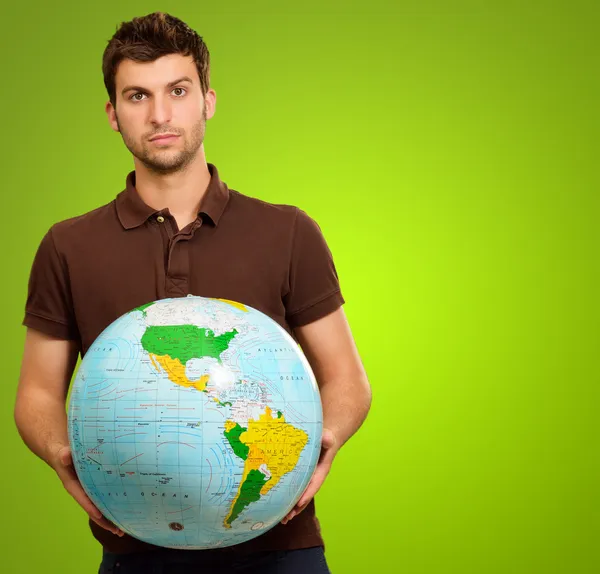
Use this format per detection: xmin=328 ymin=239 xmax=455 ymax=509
xmin=67 ymin=228 xmax=290 ymax=354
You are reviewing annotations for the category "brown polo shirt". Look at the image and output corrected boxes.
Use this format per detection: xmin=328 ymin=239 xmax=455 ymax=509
xmin=22 ymin=162 xmax=345 ymax=556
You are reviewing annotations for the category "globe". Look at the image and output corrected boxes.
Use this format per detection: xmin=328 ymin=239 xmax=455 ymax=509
xmin=67 ymin=295 xmax=323 ymax=549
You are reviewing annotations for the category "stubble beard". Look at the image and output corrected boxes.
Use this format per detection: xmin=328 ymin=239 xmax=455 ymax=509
xmin=116 ymin=104 xmax=207 ymax=175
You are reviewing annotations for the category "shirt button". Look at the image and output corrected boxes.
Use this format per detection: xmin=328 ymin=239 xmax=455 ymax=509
xmin=156 ymin=215 xmax=165 ymax=223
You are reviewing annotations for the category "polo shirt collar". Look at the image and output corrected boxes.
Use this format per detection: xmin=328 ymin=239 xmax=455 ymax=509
xmin=115 ymin=163 xmax=229 ymax=230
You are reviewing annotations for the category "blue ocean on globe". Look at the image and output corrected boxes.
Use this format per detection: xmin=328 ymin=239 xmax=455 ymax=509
xmin=67 ymin=295 xmax=323 ymax=549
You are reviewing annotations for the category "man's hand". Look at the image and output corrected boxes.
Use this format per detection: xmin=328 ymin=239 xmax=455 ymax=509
xmin=281 ymin=428 xmax=338 ymax=525
xmin=51 ymin=445 xmax=124 ymax=537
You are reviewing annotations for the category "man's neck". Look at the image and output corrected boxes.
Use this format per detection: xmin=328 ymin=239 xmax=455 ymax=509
xmin=133 ymin=153 xmax=211 ymax=226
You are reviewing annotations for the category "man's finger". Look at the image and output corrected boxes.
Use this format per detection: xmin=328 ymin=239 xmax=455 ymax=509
xmin=65 ymin=478 xmax=124 ymax=535
xmin=297 ymin=486 xmax=318 ymax=509
xmin=282 ymin=498 xmax=311 ymax=524
xmin=62 ymin=464 xmax=82 ymax=485
xmin=58 ymin=446 xmax=72 ymax=466
xmin=282 ymin=510 xmax=295 ymax=524
xmin=91 ymin=515 xmax=124 ymax=536
xmin=295 ymin=474 xmax=322 ymax=509
xmin=62 ymin=477 xmax=102 ymax=519
xmin=298 ymin=463 xmax=330 ymax=507
xmin=282 ymin=431 xmax=338 ymax=525
xmin=282 ymin=508 xmax=297 ymax=524
xmin=54 ymin=448 xmax=124 ymax=536
xmin=320 ymin=444 xmax=337 ymax=466
xmin=323 ymin=430 xmax=336 ymax=447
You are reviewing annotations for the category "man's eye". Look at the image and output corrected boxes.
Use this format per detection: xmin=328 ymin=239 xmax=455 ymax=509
xmin=130 ymin=88 xmax=186 ymax=102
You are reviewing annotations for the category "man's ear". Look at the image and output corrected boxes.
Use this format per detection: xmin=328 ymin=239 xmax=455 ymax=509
xmin=205 ymin=88 xmax=217 ymax=120
xmin=105 ymin=101 xmax=120 ymax=133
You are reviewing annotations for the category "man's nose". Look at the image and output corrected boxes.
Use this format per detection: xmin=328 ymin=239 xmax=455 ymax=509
xmin=149 ymin=96 xmax=172 ymax=125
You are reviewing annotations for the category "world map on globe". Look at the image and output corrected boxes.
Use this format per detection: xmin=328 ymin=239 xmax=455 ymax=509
xmin=67 ymin=295 xmax=323 ymax=549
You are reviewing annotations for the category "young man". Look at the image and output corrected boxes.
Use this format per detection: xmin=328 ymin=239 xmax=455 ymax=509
xmin=14 ymin=11 xmax=371 ymax=574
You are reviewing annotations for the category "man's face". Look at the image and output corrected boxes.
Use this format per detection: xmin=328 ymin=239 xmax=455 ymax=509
xmin=106 ymin=54 xmax=216 ymax=174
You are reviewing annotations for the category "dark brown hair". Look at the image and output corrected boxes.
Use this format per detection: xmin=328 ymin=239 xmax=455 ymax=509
xmin=102 ymin=12 xmax=210 ymax=108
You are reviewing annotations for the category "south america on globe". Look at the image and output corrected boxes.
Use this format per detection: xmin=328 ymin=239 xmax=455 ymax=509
xmin=67 ymin=295 xmax=323 ymax=549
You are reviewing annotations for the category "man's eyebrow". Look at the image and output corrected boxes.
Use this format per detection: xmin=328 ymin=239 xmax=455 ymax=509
xmin=121 ymin=76 xmax=194 ymax=96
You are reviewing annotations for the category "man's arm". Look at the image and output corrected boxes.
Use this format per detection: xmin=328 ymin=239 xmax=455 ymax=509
xmin=14 ymin=328 xmax=123 ymax=536
xmin=282 ymin=306 xmax=372 ymax=524
xmin=296 ymin=306 xmax=372 ymax=448
xmin=14 ymin=328 xmax=78 ymax=464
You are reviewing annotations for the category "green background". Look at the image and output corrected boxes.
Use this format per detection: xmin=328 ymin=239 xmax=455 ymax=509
xmin=2 ymin=1 xmax=598 ymax=572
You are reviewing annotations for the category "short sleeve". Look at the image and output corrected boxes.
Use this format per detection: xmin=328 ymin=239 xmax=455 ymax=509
xmin=22 ymin=227 xmax=80 ymax=340
xmin=283 ymin=208 xmax=345 ymax=328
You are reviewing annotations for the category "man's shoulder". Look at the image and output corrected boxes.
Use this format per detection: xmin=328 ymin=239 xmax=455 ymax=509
xmin=46 ymin=200 xmax=117 ymax=245
xmin=229 ymin=189 xmax=321 ymax=243
xmin=228 ymin=188 xmax=299 ymax=219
